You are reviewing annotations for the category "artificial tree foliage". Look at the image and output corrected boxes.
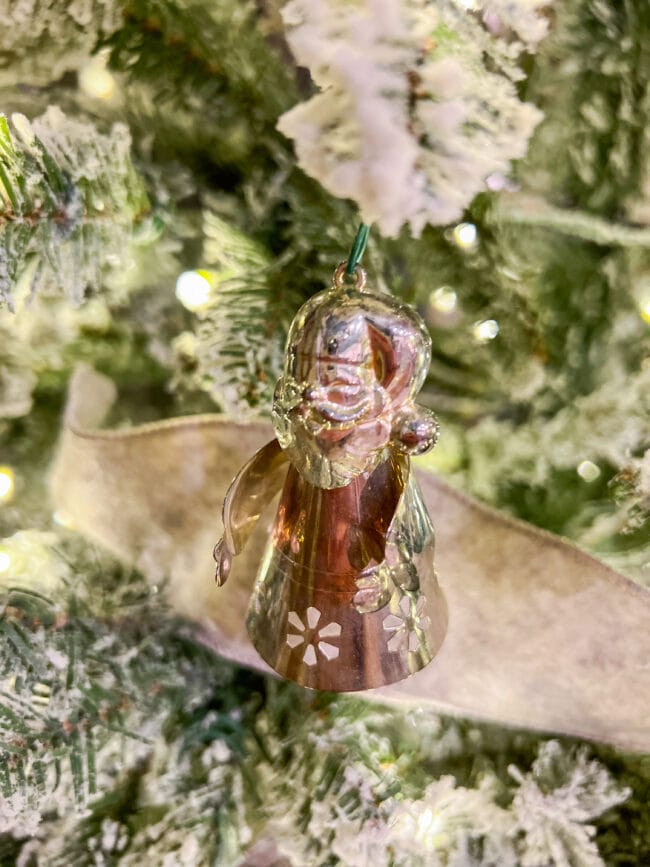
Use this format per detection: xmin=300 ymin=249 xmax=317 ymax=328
xmin=0 ymin=0 xmax=649 ymax=863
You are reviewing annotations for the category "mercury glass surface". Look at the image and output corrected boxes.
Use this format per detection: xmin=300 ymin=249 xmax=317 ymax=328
xmin=214 ymin=270 xmax=447 ymax=691
xmin=246 ymin=452 xmax=448 ymax=691
xmin=271 ymin=282 xmax=439 ymax=489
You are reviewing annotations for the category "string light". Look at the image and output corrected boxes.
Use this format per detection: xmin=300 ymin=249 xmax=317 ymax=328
xmin=450 ymin=222 xmax=478 ymax=250
xmin=78 ymin=52 xmax=116 ymax=101
xmin=417 ymin=808 xmax=435 ymax=834
xmin=0 ymin=466 xmax=15 ymax=503
xmin=175 ymin=270 xmax=213 ymax=312
xmin=31 ymin=682 xmax=52 ymax=708
xmin=429 ymin=286 xmax=457 ymax=314
xmin=53 ymin=509 xmax=75 ymax=530
xmin=0 ymin=550 xmax=10 ymax=573
xmin=0 ymin=531 xmax=68 ymax=592
xmin=577 ymin=460 xmax=601 ymax=482
xmin=472 ymin=319 xmax=499 ymax=343
xmin=415 ymin=807 xmax=444 ymax=849
xmin=639 ymin=295 xmax=650 ymax=324
xmin=633 ymin=275 xmax=650 ymax=323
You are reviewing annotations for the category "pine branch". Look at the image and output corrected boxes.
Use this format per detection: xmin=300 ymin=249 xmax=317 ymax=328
xmin=104 ymin=0 xmax=297 ymax=169
xmin=0 ymin=533 xmax=642 ymax=865
xmin=173 ymin=208 xmax=300 ymax=414
xmin=0 ymin=107 xmax=150 ymax=309
xmin=0 ymin=538 xmax=246 ymax=854
xmin=114 ymin=0 xmax=293 ymax=117
xmin=0 ymin=0 xmax=121 ymax=87
xmin=524 ymin=0 xmax=650 ymax=220
xmin=496 ymin=192 xmax=650 ymax=246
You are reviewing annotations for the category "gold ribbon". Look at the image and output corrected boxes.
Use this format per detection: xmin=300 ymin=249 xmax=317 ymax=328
xmin=51 ymin=366 xmax=650 ymax=751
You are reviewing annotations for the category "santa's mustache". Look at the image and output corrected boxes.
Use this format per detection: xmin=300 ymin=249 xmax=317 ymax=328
xmin=302 ymin=381 xmax=380 ymax=425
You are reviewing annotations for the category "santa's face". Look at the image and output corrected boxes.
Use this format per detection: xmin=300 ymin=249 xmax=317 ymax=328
xmin=295 ymin=311 xmax=381 ymax=428
xmin=272 ymin=286 xmax=434 ymax=489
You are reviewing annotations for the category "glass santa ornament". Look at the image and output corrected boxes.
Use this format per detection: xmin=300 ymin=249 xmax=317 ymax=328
xmin=213 ymin=262 xmax=448 ymax=691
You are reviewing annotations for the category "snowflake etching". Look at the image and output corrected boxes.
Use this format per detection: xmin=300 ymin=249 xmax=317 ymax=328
xmin=285 ymin=606 xmax=342 ymax=666
xmin=383 ymin=595 xmax=430 ymax=655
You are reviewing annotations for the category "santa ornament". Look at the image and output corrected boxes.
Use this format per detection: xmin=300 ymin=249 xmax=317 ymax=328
xmin=213 ymin=239 xmax=447 ymax=691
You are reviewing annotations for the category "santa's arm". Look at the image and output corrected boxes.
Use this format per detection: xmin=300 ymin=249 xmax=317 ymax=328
xmin=214 ymin=439 xmax=288 ymax=585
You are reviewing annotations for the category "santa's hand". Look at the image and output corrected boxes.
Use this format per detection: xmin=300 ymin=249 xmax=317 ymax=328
xmin=391 ymin=407 xmax=439 ymax=455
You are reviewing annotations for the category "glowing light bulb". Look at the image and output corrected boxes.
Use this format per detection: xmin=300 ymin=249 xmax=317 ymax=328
xmin=472 ymin=319 xmax=499 ymax=343
xmin=415 ymin=807 xmax=444 ymax=849
xmin=0 ymin=550 xmax=10 ymax=573
xmin=175 ymin=270 xmax=213 ymax=312
xmin=451 ymin=222 xmax=478 ymax=249
xmin=53 ymin=509 xmax=75 ymax=530
xmin=639 ymin=295 xmax=650 ymax=324
xmin=417 ymin=809 xmax=435 ymax=835
xmin=429 ymin=286 xmax=457 ymax=314
xmin=79 ymin=52 xmax=116 ymax=101
xmin=577 ymin=460 xmax=601 ymax=482
xmin=0 ymin=466 xmax=15 ymax=503
xmin=31 ymin=682 xmax=51 ymax=707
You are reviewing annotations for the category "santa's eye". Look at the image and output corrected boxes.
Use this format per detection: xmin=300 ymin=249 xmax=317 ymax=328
xmin=326 ymin=337 xmax=339 ymax=354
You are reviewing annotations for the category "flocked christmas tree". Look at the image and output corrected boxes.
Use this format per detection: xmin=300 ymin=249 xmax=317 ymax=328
xmin=0 ymin=1 xmax=649 ymax=865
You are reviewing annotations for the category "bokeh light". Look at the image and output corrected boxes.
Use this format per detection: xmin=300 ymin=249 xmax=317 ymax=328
xmin=429 ymin=286 xmax=458 ymax=314
xmin=451 ymin=222 xmax=478 ymax=249
xmin=472 ymin=319 xmax=499 ymax=343
xmin=577 ymin=460 xmax=601 ymax=482
xmin=0 ymin=466 xmax=15 ymax=503
xmin=175 ymin=270 xmax=213 ymax=312
xmin=78 ymin=52 xmax=116 ymax=101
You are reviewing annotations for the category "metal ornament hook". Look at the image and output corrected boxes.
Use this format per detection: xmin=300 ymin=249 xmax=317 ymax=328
xmin=333 ymin=261 xmax=366 ymax=291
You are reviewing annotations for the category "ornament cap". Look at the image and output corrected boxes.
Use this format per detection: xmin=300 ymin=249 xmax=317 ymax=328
xmin=333 ymin=260 xmax=366 ymax=291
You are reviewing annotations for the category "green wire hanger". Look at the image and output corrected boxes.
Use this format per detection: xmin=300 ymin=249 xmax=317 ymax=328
xmin=345 ymin=223 xmax=370 ymax=276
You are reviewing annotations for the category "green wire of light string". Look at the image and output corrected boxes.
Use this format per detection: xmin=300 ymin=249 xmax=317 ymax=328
xmin=346 ymin=223 xmax=370 ymax=276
